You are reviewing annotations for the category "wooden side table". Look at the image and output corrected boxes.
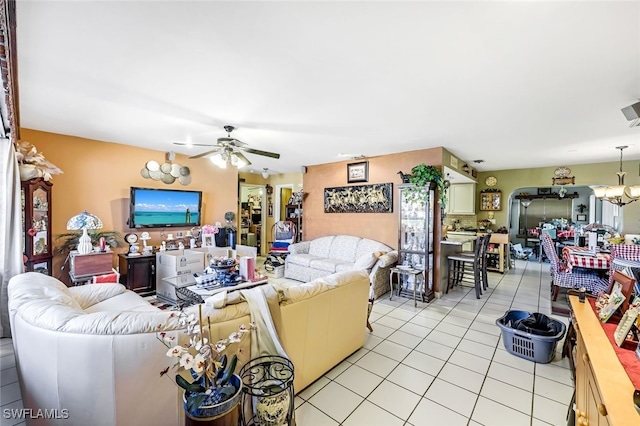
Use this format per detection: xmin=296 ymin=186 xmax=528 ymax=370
xmin=390 ymin=267 xmax=426 ymax=307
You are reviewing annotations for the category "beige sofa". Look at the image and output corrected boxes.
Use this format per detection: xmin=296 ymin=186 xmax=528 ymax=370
xmin=284 ymin=235 xmax=398 ymax=298
xmin=8 ymin=270 xmax=369 ymax=426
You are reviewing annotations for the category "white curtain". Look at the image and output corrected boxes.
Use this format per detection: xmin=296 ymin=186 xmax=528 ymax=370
xmin=0 ymin=140 xmax=23 ymax=337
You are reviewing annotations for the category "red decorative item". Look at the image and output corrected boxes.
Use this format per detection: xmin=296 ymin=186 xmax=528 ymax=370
xmin=99 ymin=237 xmax=106 ymax=251
xmin=27 ymin=228 xmax=37 ymax=237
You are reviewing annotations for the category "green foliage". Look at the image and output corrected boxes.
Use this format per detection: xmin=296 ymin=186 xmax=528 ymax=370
xmin=55 ymin=230 xmax=125 ymax=256
xmin=403 ymin=164 xmax=447 ymax=206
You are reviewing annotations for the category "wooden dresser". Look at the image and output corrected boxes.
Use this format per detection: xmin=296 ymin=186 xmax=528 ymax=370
xmin=570 ymin=295 xmax=640 ymax=425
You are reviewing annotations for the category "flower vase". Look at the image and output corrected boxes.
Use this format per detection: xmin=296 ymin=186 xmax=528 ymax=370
xmin=19 ymin=164 xmax=40 ymax=181
xmin=183 ymin=374 xmax=242 ymax=425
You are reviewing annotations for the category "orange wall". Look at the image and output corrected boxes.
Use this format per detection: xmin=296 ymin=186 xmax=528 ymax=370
xmin=20 ymin=129 xmax=238 ymax=280
xmin=304 ymin=147 xmax=445 ymax=248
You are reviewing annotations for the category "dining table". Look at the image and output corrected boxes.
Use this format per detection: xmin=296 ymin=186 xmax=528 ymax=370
xmin=562 ymin=246 xmax=611 ymax=272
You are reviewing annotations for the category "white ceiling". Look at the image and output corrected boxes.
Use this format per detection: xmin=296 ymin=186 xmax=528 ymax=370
xmin=16 ymin=1 xmax=640 ymax=175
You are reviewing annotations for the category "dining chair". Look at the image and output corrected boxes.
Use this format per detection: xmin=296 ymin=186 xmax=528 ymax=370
xmin=540 ymin=233 xmax=609 ymax=301
xmin=447 ymin=234 xmax=489 ymax=299
xmin=608 ymin=243 xmax=640 ymax=296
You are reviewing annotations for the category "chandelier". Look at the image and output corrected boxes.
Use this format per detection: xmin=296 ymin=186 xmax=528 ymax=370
xmin=209 ymin=147 xmax=250 ymax=169
xmin=593 ymin=145 xmax=640 ymax=207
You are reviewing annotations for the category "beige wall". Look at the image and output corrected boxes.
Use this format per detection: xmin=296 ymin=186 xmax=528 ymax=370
xmin=303 ymin=147 xmax=445 ymax=249
xmin=476 ymin=162 xmax=640 ymax=234
xmin=21 ymin=128 xmax=238 ymax=280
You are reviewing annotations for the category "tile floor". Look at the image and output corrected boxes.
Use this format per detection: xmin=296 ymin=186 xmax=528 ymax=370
xmin=1 ymin=259 xmax=573 ymax=426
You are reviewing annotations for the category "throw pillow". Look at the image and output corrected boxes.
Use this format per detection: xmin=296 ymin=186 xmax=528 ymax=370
xmin=353 ymin=251 xmax=384 ymax=271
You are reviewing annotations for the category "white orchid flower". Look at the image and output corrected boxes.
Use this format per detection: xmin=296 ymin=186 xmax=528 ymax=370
xmin=192 ymin=354 xmax=206 ymax=373
xmin=179 ymin=353 xmax=195 ymax=369
xmin=166 ymin=345 xmax=186 ymax=357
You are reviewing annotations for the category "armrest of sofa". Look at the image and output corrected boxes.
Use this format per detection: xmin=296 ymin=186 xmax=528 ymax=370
xmin=376 ymin=250 xmax=398 ymax=268
xmin=68 ymin=283 xmax=128 ymax=309
xmin=287 ymin=241 xmax=310 ymax=255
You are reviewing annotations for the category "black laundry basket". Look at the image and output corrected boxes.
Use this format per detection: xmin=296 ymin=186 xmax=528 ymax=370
xmin=495 ymin=310 xmax=566 ymax=364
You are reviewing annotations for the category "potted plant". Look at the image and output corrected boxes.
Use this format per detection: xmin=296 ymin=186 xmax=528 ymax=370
xmin=55 ymin=230 xmax=125 ymax=257
xmin=158 ymin=306 xmax=253 ymax=422
xmin=401 ymin=163 xmax=447 ymax=207
xmin=15 ymin=141 xmax=63 ymax=181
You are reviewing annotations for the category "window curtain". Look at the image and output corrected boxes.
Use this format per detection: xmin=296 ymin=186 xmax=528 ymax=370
xmin=0 ymin=140 xmax=23 ymax=337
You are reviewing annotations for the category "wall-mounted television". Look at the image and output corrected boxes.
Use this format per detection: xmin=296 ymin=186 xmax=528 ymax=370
xmin=129 ymin=187 xmax=202 ymax=228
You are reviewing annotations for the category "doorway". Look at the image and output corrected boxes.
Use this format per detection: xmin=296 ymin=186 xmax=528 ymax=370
xmin=239 ymin=183 xmax=266 ymax=255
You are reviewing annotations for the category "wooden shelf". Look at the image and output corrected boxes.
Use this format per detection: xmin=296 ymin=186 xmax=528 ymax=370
xmin=515 ymin=192 xmax=579 ymax=200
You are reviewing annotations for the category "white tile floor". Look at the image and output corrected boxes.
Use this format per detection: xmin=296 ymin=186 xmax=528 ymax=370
xmin=1 ymin=259 xmax=573 ymax=426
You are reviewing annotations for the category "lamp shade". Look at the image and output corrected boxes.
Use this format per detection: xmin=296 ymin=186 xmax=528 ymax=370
xmin=67 ymin=211 xmax=103 ymax=231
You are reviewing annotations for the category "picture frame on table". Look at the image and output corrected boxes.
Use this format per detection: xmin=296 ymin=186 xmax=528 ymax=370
xmin=201 ymin=234 xmax=215 ymax=247
xmin=576 ymin=214 xmax=587 ymax=221
xmin=347 ymin=161 xmax=369 ymax=183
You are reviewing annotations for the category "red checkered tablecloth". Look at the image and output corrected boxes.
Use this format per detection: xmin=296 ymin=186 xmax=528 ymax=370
xmin=562 ymin=246 xmax=611 ymax=271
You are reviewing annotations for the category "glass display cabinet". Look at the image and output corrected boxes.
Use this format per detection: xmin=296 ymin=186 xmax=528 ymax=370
xmin=21 ymin=178 xmax=53 ymax=275
xmin=397 ymin=183 xmax=435 ymax=302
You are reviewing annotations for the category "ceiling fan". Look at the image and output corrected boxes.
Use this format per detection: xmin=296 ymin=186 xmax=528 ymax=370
xmin=174 ymin=126 xmax=280 ymax=166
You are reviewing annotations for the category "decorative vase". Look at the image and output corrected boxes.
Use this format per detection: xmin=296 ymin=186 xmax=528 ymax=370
xmin=183 ymin=374 xmax=242 ymax=423
xmin=19 ymin=164 xmax=40 ymax=181
xmin=76 ymin=228 xmax=93 ymax=255
xmin=255 ymin=383 xmax=290 ymax=426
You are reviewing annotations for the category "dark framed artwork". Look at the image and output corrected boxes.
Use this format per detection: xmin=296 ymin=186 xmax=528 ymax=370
xmin=324 ymin=183 xmax=393 ymax=213
xmin=537 ymin=188 xmax=552 ymax=195
xmin=268 ymin=203 xmax=273 ymax=217
xmin=347 ymin=161 xmax=369 ymax=183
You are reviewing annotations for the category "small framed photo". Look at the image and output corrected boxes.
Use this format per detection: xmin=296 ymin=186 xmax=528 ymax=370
xmin=537 ymin=188 xmax=552 ymax=195
xmin=576 ymin=214 xmax=587 ymax=221
xmin=202 ymin=234 xmax=216 ymax=247
xmin=347 ymin=161 xmax=369 ymax=183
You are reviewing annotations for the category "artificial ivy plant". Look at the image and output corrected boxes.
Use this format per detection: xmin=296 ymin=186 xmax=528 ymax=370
xmin=403 ymin=163 xmax=447 ymax=207
xmin=55 ymin=230 xmax=125 ymax=257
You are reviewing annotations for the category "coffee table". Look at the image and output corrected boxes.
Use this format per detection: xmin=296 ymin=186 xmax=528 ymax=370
xmin=161 ymin=274 xmax=269 ymax=307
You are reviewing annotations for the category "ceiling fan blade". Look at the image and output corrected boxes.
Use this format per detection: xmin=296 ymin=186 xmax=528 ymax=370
xmin=234 ymin=151 xmax=252 ymax=166
xmin=241 ymin=147 xmax=281 ymax=159
xmin=173 ymin=142 xmax=216 ymax=147
xmin=189 ymin=147 xmax=223 ymax=159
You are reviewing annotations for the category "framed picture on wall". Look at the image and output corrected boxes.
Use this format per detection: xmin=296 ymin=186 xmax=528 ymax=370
xmin=347 ymin=161 xmax=369 ymax=183
xmin=576 ymin=214 xmax=587 ymax=221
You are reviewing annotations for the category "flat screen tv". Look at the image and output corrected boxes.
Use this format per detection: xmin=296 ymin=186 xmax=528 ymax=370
xmin=129 ymin=187 xmax=202 ymax=228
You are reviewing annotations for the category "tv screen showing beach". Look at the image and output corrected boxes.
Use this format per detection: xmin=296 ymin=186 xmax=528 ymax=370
xmin=130 ymin=188 xmax=202 ymax=228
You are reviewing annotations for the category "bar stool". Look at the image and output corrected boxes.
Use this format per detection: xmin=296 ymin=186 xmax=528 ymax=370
xmin=447 ymin=236 xmax=485 ymax=299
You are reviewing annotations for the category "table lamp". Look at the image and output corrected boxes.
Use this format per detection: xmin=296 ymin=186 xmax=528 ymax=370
xmin=66 ymin=210 xmax=103 ymax=255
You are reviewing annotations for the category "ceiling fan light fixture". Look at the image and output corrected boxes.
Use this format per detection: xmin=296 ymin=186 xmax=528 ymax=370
xmin=210 ymin=154 xmax=227 ymax=169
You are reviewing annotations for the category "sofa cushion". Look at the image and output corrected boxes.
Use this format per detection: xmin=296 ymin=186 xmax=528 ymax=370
xmin=84 ymin=290 xmax=160 ymax=313
xmin=287 ymin=253 xmax=323 ymax=267
xmin=309 ymin=258 xmax=352 ymax=273
xmin=308 ymin=236 xmax=335 ymax=258
xmin=336 ymin=263 xmax=355 ymax=273
xmin=328 ymin=235 xmax=361 ymax=262
xmin=8 ymin=272 xmax=83 ymax=312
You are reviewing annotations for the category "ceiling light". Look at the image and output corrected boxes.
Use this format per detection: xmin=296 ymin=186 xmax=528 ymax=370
xmin=593 ymin=146 xmax=640 ymax=207
xmin=262 ymin=168 xmax=269 ymax=179
xmin=209 ymin=149 xmax=251 ymax=169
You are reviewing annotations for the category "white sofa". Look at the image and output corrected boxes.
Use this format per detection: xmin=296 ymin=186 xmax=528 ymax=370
xmin=8 ymin=270 xmax=370 ymax=426
xmin=284 ymin=235 xmax=398 ymax=298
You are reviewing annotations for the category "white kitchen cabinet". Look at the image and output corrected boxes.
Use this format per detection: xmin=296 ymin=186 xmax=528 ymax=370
xmin=446 ymin=184 xmax=476 ymax=215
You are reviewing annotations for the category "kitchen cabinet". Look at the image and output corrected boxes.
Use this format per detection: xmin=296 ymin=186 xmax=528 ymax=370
xmin=398 ymin=183 xmax=435 ymax=302
xmin=446 ymin=184 xmax=476 ymax=215
xmin=119 ymin=253 xmax=156 ymax=293
xmin=570 ymin=296 xmax=639 ymax=425
xmin=21 ymin=178 xmax=53 ymax=275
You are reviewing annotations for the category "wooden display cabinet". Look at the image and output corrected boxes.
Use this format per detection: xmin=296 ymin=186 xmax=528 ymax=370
xmin=21 ymin=178 xmax=53 ymax=275
xmin=479 ymin=191 xmax=502 ymax=211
